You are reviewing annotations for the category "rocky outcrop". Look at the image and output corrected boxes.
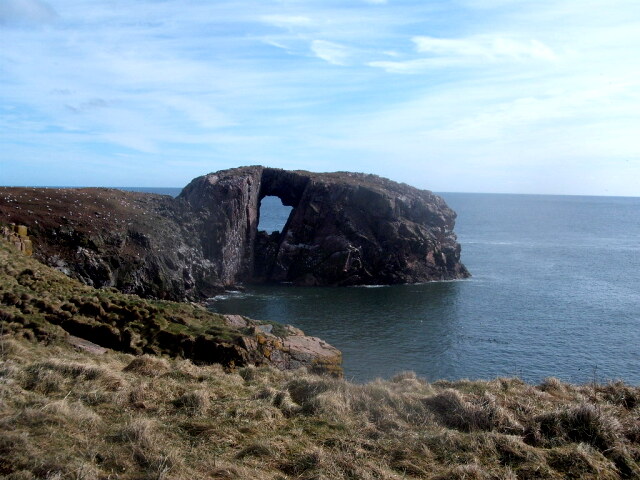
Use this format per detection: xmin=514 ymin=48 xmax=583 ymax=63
xmin=222 ymin=315 xmax=342 ymax=376
xmin=0 ymin=167 xmax=468 ymax=299
xmin=1 ymin=223 xmax=33 ymax=256
xmin=0 ymin=188 xmax=222 ymax=301
xmin=180 ymin=166 xmax=469 ymax=286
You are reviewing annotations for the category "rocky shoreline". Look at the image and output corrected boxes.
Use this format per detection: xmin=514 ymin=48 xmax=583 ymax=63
xmin=0 ymin=167 xmax=469 ymax=302
xmin=0 ymin=241 xmax=341 ymax=375
xmin=0 ymin=167 xmax=469 ymax=375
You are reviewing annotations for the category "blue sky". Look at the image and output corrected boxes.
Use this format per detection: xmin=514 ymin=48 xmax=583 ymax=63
xmin=1 ymin=0 xmax=639 ymax=195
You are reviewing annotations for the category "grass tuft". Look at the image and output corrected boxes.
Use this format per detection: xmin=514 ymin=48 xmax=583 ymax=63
xmin=425 ymin=389 xmax=522 ymax=434
xmin=123 ymin=355 xmax=170 ymax=377
xmin=526 ymin=403 xmax=622 ymax=452
xmin=172 ymin=390 xmax=210 ymax=415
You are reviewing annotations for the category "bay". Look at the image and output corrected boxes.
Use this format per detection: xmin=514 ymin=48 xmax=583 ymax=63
xmin=122 ymin=187 xmax=640 ymax=384
xmin=210 ymin=193 xmax=640 ymax=384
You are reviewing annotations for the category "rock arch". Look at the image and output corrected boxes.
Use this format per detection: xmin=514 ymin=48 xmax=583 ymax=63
xmin=179 ymin=166 xmax=469 ymax=287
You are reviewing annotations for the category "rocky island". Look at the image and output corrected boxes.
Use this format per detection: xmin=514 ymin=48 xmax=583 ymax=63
xmin=0 ymin=166 xmax=468 ymax=301
xmin=181 ymin=166 xmax=469 ymax=287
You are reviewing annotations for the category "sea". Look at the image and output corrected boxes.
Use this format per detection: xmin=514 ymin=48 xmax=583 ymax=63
xmin=128 ymin=188 xmax=640 ymax=385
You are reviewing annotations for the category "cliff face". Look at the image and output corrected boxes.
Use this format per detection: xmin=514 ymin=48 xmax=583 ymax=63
xmin=178 ymin=167 xmax=264 ymax=286
xmin=180 ymin=166 xmax=469 ymax=286
xmin=0 ymin=188 xmax=222 ymax=301
xmin=0 ymin=167 xmax=468 ymax=299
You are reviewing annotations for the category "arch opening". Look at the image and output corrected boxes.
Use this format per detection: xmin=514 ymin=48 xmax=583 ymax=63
xmin=257 ymin=196 xmax=293 ymax=234
xmin=253 ymin=195 xmax=294 ymax=282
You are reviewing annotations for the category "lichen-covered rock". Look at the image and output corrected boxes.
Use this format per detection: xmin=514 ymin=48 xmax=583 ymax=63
xmin=240 ymin=330 xmax=342 ymax=377
xmin=1 ymin=223 xmax=33 ymax=256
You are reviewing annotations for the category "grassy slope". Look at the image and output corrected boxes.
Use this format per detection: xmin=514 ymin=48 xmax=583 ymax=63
xmin=0 ymin=240 xmax=275 ymax=364
xmin=1 ymin=245 xmax=640 ymax=479
xmin=2 ymin=335 xmax=640 ymax=480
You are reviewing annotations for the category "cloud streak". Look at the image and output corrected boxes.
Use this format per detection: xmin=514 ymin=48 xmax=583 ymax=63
xmin=369 ymin=34 xmax=557 ymax=73
xmin=1 ymin=0 xmax=639 ymax=195
xmin=414 ymin=35 xmax=556 ymax=60
xmin=310 ymin=40 xmax=351 ymax=65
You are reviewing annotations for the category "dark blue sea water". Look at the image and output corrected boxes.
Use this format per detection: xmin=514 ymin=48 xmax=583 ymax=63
xmin=208 ymin=193 xmax=640 ymax=385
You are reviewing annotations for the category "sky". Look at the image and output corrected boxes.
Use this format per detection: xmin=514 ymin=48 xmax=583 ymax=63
xmin=1 ymin=0 xmax=639 ymax=195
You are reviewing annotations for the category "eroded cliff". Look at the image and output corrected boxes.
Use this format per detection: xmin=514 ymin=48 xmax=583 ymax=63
xmin=180 ymin=166 xmax=469 ymax=286
xmin=0 ymin=187 xmax=221 ymax=301
xmin=0 ymin=167 xmax=468 ymax=298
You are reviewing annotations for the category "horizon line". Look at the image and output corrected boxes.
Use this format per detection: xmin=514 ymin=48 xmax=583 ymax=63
xmin=0 ymin=185 xmax=638 ymax=199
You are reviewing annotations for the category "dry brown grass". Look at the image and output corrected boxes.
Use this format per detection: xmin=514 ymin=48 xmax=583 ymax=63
xmin=123 ymin=355 xmax=171 ymax=377
xmin=172 ymin=390 xmax=210 ymax=415
xmin=1 ymin=333 xmax=639 ymax=479
xmin=1 ymin=237 xmax=638 ymax=477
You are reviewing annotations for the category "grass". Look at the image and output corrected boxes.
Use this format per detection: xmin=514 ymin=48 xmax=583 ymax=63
xmin=1 ymin=239 xmax=640 ymax=478
xmin=1 ymin=333 xmax=639 ymax=479
xmin=0 ymin=240 xmax=315 ymax=372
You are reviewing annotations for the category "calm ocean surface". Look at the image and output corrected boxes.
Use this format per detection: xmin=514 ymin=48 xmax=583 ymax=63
xmin=133 ymin=189 xmax=640 ymax=384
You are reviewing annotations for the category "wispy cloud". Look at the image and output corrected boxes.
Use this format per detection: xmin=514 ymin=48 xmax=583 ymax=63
xmin=369 ymin=34 xmax=556 ymax=73
xmin=414 ymin=35 xmax=556 ymax=61
xmin=1 ymin=0 xmax=639 ymax=194
xmin=262 ymin=14 xmax=313 ymax=28
xmin=310 ymin=40 xmax=351 ymax=65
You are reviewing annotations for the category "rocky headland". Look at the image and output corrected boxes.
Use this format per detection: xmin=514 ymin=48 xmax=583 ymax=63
xmin=0 ymin=187 xmax=219 ymax=301
xmin=0 ymin=166 xmax=468 ymax=301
